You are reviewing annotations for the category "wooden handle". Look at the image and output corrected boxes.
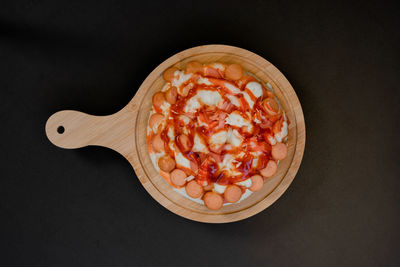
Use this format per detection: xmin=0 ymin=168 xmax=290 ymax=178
xmin=45 ymin=109 xmax=135 ymax=157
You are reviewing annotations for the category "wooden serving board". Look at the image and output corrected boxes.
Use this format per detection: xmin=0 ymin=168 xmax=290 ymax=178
xmin=45 ymin=45 xmax=306 ymax=223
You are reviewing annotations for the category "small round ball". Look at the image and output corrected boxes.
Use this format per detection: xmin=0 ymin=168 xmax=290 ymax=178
xmin=203 ymin=192 xmax=223 ymax=210
xmin=163 ymin=67 xmax=179 ymax=82
xmin=264 ymin=98 xmax=279 ymax=113
xmin=260 ymin=160 xmax=277 ymax=178
xmin=185 ymin=61 xmax=203 ymax=74
xmin=271 ymin=143 xmax=288 ymax=161
xmin=152 ymin=92 xmax=166 ymax=109
xmin=249 ymin=175 xmax=264 ymax=192
xmin=148 ymin=113 xmax=164 ymax=132
xmin=170 ymin=169 xmax=187 ymax=187
xmin=165 ymin=86 xmax=177 ymax=104
xmin=158 ymin=155 xmax=175 ymax=173
xmin=225 ymin=64 xmax=243 ymax=80
xmin=151 ymin=133 xmax=165 ymax=153
xmin=224 ymin=185 xmax=242 ymax=203
xmin=185 ymin=180 xmax=204 ymax=198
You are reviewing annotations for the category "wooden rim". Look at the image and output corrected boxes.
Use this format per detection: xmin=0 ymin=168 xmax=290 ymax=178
xmin=130 ymin=45 xmax=306 ymax=223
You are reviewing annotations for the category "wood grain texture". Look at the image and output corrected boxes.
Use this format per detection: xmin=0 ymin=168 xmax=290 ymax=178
xmin=45 ymin=45 xmax=305 ymax=223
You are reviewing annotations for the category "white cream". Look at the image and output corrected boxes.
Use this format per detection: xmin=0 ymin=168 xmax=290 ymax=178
xmin=242 ymin=91 xmax=255 ymax=108
xmin=226 ymin=94 xmax=240 ymax=107
xmin=184 ymin=97 xmax=201 ymax=113
xmin=184 ymin=90 xmax=223 ymax=113
xmin=224 ymin=144 xmax=233 ymax=151
xmin=160 ymin=101 xmax=171 ymax=117
xmin=175 ymin=152 xmax=192 ymax=169
xmin=225 ymin=111 xmax=253 ymax=132
xmin=197 ymin=77 xmax=212 ymax=85
xmin=172 ymin=70 xmax=192 ymax=88
xmin=169 ymin=141 xmax=175 ymax=151
xmin=214 ymin=183 xmax=227 ymax=194
xmin=224 ymin=83 xmax=241 ymax=94
xmin=179 ymin=115 xmax=191 ymax=125
xmin=245 ymin=81 xmax=263 ymax=98
xmin=252 ymin=158 xmax=258 ymax=169
xmin=197 ymin=90 xmax=223 ymax=106
xmin=238 ymin=190 xmax=253 ymax=203
xmin=167 ymin=127 xmax=175 ymax=141
xmin=225 ymin=112 xmax=246 ymax=127
xmin=235 ymin=179 xmax=252 ymax=188
xmin=219 ymin=154 xmax=242 ymax=177
xmin=161 ymin=82 xmax=171 ymax=92
xmin=211 ymin=63 xmax=225 ymax=71
xmin=186 ymin=175 xmax=195 ymax=182
xmin=209 ymin=130 xmax=228 ymax=145
xmin=250 ymin=151 xmax=262 ymax=168
xmin=231 ymin=133 xmax=243 ymax=147
xmin=267 ymin=135 xmax=277 ymax=145
xmin=275 ymin=117 xmax=288 ymax=142
xmin=226 ymin=128 xmax=243 ymax=147
xmin=192 ymin=133 xmax=209 ymax=153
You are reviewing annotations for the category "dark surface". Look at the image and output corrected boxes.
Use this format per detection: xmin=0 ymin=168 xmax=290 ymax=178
xmin=1 ymin=1 xmax=399 ymax=266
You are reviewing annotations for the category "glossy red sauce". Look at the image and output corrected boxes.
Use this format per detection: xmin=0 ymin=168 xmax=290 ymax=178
xmin=148 ymin=66 xmax=287 ymax=188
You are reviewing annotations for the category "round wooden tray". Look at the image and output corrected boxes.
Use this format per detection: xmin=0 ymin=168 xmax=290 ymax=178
xmin=45 ymin=45 xmax=305 ymax=223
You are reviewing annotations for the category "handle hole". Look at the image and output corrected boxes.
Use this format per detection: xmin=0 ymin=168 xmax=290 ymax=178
xmin=57 ymin=126 xmax=65 ymax=134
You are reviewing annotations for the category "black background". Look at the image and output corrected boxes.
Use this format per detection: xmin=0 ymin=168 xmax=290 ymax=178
xmin=1 ymin=0 xmax=399 ymax=266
